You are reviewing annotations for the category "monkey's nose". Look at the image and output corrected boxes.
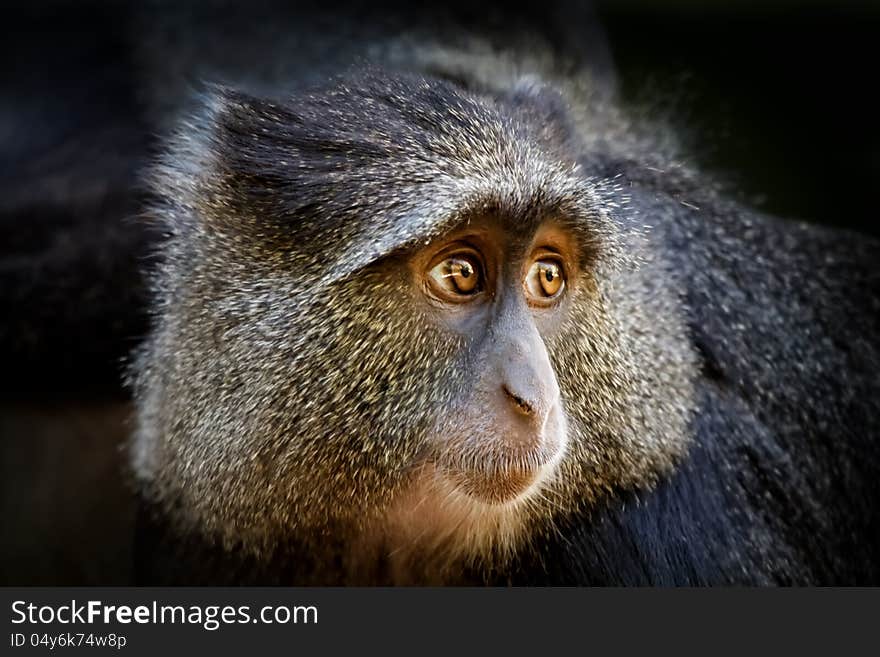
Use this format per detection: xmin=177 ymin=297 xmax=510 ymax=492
xmin=503 ymin=384 xmax=536 ymax=417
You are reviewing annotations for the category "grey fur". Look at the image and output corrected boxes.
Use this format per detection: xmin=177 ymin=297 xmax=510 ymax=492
xmin=132 ymin=66 xmax=696 ymax=576
xmin=130 ymin=2 xmax=879 ymax=584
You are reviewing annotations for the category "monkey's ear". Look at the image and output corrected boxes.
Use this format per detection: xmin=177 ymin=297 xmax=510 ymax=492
xmin=150 ymin=77 xmax=442 ymax=261
xmin=149 ymin=83 xmax=419 ymax=282
xmin=151 ymin=79 xmax=412 ymax=248
xmin=149 ymin=86 xmax=307 ymax=235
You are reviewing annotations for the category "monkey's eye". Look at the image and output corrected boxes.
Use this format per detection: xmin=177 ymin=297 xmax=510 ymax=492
xmin=427 ymin=254 xmax=484 ymax=300
xmin=525 ymin=259 xmax=565 ymax=303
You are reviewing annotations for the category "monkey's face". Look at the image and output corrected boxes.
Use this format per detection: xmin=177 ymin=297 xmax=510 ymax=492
xmin=135 ymin=72 xmax=697 ymax=572
xmin=409 ymin=219 xmax=574 ymax=506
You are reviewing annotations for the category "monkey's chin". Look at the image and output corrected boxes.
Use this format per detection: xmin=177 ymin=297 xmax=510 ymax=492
xmin=444 ymin=459 xmax=558 ymax=506
xmin=434 ymin=409 xmax=568 ymax=506
xmin=448 ymin=469 xmax=541 ymax=505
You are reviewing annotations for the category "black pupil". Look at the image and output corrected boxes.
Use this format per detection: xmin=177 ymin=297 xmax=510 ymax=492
xmin=545 ymin=267 xmax=555 ymax=282
xmin=460 ymin=262 xmax=471 ymax=278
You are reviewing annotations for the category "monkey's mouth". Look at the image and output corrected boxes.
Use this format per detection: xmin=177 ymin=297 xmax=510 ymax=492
xmin=439 ymin=442 xmax=563 ymax=505
xmin=445 ymin=466 xmax=546 ymax=505
xmin=432 ymin=405 xmax=567 ymax=506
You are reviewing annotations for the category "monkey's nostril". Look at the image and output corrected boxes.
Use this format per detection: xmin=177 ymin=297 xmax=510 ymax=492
xmin=503 ymin=385 xmax=536 ymax=416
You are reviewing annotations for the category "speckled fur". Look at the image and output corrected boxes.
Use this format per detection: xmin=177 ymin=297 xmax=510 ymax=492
xmin=132 ymin=69 xmax=698 ymax=582
xmin=130 ymin=2 xmax=879 ymax=585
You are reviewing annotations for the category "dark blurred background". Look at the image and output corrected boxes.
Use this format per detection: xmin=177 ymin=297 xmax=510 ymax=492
xmin=603 ymin=1 xmax=879 ymax=238
xmin=1 ymin=0 xmax=878 ymax=584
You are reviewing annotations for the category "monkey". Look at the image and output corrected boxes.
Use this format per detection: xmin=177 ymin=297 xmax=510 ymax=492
xmin=2 ymin=1 xmax=874 ymax=585
xmin=119 ymin=1 xmax=880 ymax=586
xmin=132 ymin=73 xmax=702 ymax=584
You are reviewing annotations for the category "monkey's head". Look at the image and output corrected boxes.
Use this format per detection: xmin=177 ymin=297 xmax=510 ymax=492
xmin=132 ymin=71 xmax=697 ymax=580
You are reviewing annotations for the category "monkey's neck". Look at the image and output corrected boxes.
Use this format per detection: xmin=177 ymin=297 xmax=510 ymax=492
xmin=340 ymin=464 xmax=534 ymax=585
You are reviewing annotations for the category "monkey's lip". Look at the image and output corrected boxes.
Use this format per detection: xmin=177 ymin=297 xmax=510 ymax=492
xmin=442 ymin=463 xmax=549 ymax=505
xmin=433 ymin=412 xmax=566 ymax=505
